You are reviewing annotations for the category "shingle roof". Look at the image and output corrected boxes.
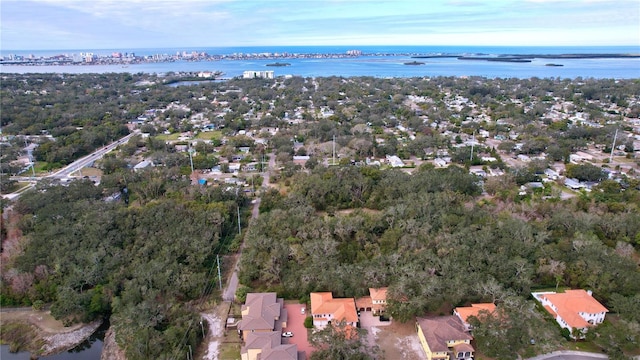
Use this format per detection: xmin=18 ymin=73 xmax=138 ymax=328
xmin=239 ymin=292 xmax=282 ymax=331
xmin=260 ymin=344 xmax=298 ymax=360
xmin=416 ymin=316 xmax=473 ymax=353
xmin=241 ymin=332 xmax=299 ymax=360
xmin=242 ymin=331 xmax=281 ymax=353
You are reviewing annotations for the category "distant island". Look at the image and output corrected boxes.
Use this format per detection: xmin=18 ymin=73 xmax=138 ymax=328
xmin=545 ymin=63 xmax=564 ymax=67
xmin=451 ymin=53 xmax=640 ymax=64
xmin=266 ymin=62 xmax=291 ymax=67
xmin=404 ymin=61 xmax=425 ymax=65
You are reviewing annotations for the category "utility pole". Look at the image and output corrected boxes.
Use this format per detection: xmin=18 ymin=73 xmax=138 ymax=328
xmin=188 ymin=148 xmax=195 ymax=173
xmin=609 ymin=128 xmax=618 ymax=164
xmin=237 ymin=205 xmax=241 ymax=235
xmin=200 ymin=319 xmax=205 ymax=339
xmin=332 ymin=135 xmax=336 ymax=165
xmin=25 ymin=137 xmax=36 ymax=178
xmin=470 ymin=131 xmax=475 ymax=162
xmin=217 ymin=255 xmax=222 ymax=291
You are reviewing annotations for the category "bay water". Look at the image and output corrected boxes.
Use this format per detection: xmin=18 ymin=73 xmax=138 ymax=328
xmin=2 ymin=45 xmax=639 ymax=78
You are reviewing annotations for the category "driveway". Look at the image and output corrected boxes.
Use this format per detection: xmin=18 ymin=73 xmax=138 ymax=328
xmin=358 ymin=311 xmax=392 ymax=348
xmin=283 ymin=303 xmax=314 ymax=359
xmin=526 ymin=351 xmax=608 ymax=360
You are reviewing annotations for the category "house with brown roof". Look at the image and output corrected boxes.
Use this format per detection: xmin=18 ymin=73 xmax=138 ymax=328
xmin=241 ymin=331 xmax=298 ymax=360
xmin=453 ymin=303 xmax=496 ymax=332
xmin=416 ymin=316 xmax=474 ymax=360
xmin=310 ymin=292 xmax=358 ymax=328
xmin=532 ymin=289 xmax=608 ymax=338
xmin=238 ymin=293 xmax=287 ymax=341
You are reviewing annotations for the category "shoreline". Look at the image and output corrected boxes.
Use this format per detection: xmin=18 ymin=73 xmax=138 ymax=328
xmin=41 ymin=319 xmax=103 ymax=356
xmin=2 ymin=52 xmax=638 ymax=67
xmin=0 ymin=309 xmax=102 ymax=358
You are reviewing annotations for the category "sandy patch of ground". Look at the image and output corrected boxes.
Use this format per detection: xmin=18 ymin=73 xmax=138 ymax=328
xmin=367 ymin=326 xmax=381 ymax=348
xmin=394 ymin=334 xmax=425 ymax=360
xmin=200 ymin=302 xmax=230 ymax=360
xmin=374 ymin=320 xmax=424 ymax=360
xmin=1 ymin=310 xmax=85 ymax=334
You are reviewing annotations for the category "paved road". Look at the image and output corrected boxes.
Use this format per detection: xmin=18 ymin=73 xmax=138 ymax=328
xmin=526 ymin=351 xmax=608 ymax=360
xmin=3 ymin=132 xmax=137 ymax=200
xmin=221 ymin=153 xmax=274 ymax=302
xmin=49 ymin=132 xmax=137 ymax=179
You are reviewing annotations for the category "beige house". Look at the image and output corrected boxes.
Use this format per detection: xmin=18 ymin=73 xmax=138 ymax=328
xmin=369 ymin=287 xmax=388 ymax=315
xmin=238 ymin=293 xmax=287 ymax=341
xmin=241 ymin=332 xmax=298 ymax=360
xmin=238 ymin=293 xmax=299 ymax=360
xmin=355 ymin=287 xmax=389 ymax=316
xmin=416 ymin=316 xmax=474 ymax=360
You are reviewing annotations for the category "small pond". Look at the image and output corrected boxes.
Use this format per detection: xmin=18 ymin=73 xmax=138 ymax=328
xmin=1 ymin=321 xmax=108 ymax=360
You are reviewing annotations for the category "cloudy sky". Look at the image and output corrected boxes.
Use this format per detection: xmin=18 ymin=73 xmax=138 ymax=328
xmin=1 ymin=0 xmax=639 ymax=50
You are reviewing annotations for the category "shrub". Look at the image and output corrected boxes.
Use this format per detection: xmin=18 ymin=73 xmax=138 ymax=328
xmin=304 ymin=316 xmax=314 ymax=329
xmin=32 ymin=300 xmax=45 ymax=311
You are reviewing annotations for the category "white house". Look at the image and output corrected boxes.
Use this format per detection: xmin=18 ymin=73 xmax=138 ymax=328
xmin=532 ymin=290 xmax=608 ymax=338
xmin=386 ymin=155 xmax=405 ymax=168
xmin=310 ymin=292 xmax=358 ymax=328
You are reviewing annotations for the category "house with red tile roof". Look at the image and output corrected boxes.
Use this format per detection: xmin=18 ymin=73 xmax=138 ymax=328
xmin=532 ymin=289 xmax=608 ymax=338
xmin=453 ymin=303 xmax=496 ymax=332
xmin=416 ymin=316 xmax=474 ymax=360
xmin=355 ymin=287 xmax=389 ymax=315
xmin=369 ymin=287 xmax=388 ymax=315
xmin=310 ymin=292 xmax=358 ymax=328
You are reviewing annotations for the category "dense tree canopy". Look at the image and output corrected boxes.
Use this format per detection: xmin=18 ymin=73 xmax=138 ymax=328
xmin=3 ymin=173 xmax=250 ymax=359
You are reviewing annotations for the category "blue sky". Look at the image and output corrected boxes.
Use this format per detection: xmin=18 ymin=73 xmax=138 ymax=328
xmin=1 ymin=0 xmax=639 ymax=50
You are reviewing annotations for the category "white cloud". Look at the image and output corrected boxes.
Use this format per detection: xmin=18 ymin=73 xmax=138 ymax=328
xmin=1 ymin=0 xmax=638 ymax=49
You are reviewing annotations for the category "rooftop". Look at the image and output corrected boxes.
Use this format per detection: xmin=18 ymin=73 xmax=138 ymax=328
xmin=416 ymin=315 xmax=472 ymax=353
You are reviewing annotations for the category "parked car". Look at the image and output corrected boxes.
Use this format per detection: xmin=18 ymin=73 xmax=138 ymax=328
xmin=282 ymin=331 xmax=293 ymax=337
xmin=301 ymin=307 xmax=305 ymax=314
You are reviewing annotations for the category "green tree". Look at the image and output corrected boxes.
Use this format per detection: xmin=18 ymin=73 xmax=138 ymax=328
xmin=308 ymin=320 xmax=377 ymax=360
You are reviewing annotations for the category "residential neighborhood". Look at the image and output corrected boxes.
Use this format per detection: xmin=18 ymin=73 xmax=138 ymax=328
xmin=232 ymin=288 xmax=613 ymax=360
xmin=2 ymin=74 xmax=639 ymax=360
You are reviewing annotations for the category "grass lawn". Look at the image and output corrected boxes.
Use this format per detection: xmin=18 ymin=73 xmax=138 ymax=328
xmin=69 ymin=167 xmax=103 ymax=177
xmin=196 ymin=131 xmax=223 ymax=140
xmin=154 ymin=133 xmax=182 ymax=141
xmin=33 ymin=161 xmax=53 ymax=174
xmin=563 ymin=340 xmax=603 ymax=353
xmin=2 ymin=182 xmax=31 ymax=194
xmin=218 ymin=339 xmax=241 ymax=360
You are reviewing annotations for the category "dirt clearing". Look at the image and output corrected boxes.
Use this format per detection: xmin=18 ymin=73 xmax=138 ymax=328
xmin=374 ymin=320 xmax=424 ymax=360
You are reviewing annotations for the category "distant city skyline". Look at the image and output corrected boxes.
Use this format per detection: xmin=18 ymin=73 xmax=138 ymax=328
xmin=1 ymin=0 xmax=639 ymax=51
